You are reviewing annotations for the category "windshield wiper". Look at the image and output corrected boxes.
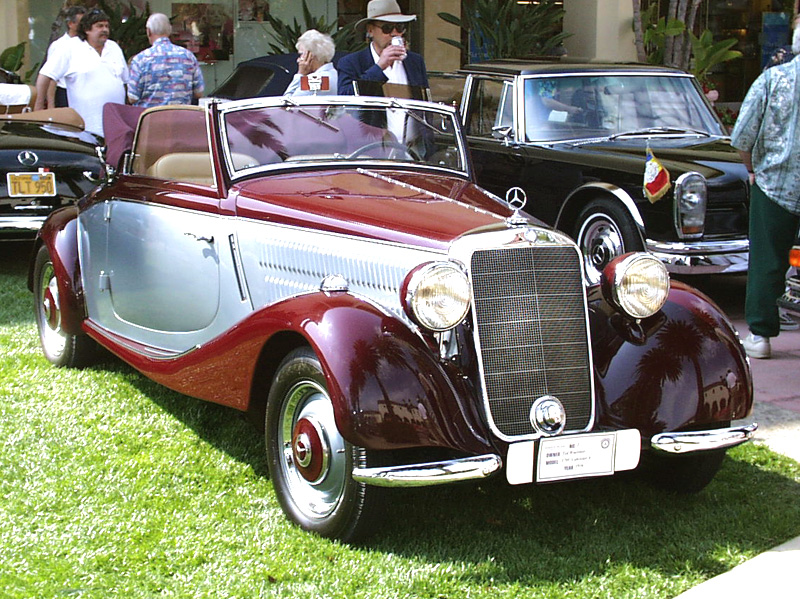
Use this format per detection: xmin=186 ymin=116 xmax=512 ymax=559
xmin=389 ymin=99 xmax=441 ymax=134
xmin=608 ymin=126 xmax=711 ymax=141
xmin=282 ymin=97 xmax=340 ymax=132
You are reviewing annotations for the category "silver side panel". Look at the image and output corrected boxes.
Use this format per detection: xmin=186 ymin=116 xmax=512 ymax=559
xmin=235 ymin=219 xmax=445 ymax=325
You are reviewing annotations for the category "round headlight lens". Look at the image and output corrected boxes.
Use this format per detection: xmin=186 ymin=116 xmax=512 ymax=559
xmin=405 ymin=262 xmax=471 ymax=331
xmin=608 ymin=253 xmax=670 ymax=318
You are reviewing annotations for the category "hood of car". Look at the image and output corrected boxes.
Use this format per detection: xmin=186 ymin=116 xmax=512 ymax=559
xmin=234 ymin=169 xmax=517 ymax=249
xmin=547 ymin=136 xmax=747 ymax=185
xmin=0 ymin=120 xmax=100 ymax=156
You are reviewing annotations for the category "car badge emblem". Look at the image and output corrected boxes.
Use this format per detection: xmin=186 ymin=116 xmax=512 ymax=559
xmin=505 ymin=186 xmax=527 ymax=211
xmin=530 ymin=395 xmax=567 ymax=436
xmin=505 ymin=186 xmax=528 ymax=226
xmin=18 ymin=151 xmax=38 ymax=167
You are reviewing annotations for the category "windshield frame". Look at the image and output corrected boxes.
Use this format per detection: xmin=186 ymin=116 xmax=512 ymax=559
xmin=215 ymin=96 xmax=471 ymax=182
xmin=519 ymin=71 xmax=727 ymax=144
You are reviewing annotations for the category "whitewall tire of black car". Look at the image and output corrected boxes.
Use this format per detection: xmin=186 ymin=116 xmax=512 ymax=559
xmin=574 ymin=197 xmax=645 ymax=285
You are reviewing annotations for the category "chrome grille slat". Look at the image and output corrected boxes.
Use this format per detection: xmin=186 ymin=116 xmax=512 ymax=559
xmin=470 ymin=245 xmax=593 ymax=439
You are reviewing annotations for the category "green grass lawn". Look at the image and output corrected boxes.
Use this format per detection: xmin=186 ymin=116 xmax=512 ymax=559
xmin=2 ymin=241 xmax=799 ymax=599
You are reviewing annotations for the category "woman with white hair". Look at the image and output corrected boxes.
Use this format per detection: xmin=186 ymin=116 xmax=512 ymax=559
xmin=283 ymin=29 xmax=338 ymax=97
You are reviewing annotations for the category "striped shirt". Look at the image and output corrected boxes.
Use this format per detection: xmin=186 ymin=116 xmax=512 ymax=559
xmin=128 ymin=37 xmax=204 ymax=107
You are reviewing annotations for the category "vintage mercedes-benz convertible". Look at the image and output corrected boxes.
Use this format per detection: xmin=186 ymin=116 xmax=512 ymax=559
xmin=31 ymin=96 xmax=756 ymax=541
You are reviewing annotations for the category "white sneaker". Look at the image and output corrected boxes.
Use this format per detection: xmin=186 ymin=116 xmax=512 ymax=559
xmin=743 ymin=333 xmax=771 ymax=359
xmin=779 ymin=311 xmax=799 ymax=331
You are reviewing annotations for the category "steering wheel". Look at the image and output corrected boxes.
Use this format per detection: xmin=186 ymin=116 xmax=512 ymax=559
xmin=347 ymin=140 xmax=421 ymax=161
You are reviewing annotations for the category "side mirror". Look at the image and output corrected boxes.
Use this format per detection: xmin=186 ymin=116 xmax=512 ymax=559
xmin=491 ymin=124 xmax=514 ymax=146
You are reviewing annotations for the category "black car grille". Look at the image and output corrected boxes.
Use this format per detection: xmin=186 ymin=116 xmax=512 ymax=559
xmin=470 ymin=245 xmax=593 ymax=439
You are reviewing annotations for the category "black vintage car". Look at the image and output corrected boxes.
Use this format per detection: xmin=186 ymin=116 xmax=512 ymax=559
xmin=430 ymin=60 xmax=750 ymax=284
xmin=0 ymin=107 xmax=103 ymax=240
xmin=208 ymin=52 xmax=348 ymax=100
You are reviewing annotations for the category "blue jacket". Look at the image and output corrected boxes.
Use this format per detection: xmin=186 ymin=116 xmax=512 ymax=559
xmin=337 ymin=45 xmax=429 ymax=95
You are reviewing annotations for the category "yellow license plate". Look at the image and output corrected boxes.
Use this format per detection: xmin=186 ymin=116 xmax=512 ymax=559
xmin=7 ymin=171 xmax=57 ymax=197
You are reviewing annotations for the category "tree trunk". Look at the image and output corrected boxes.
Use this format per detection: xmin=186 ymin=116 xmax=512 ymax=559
xmin=664 ymin=0 xmax=678 ymax=67
xmin=671 ymin=0 xmax=690 ymax=68
xmin=632 ymin=0 xmax=647 ymax=63
xmin=682 ymin=0 xmax=703 ymax=71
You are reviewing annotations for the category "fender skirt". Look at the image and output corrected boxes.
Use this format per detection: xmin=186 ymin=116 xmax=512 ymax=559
xmin=273 ymin=292 xmax=494 ymax=454
xmin=588 ymin=280 xmax=754 ymax=439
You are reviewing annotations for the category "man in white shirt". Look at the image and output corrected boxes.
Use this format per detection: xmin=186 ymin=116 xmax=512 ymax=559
xmin=43 ymin=5 xmax=86 ymax=108
xmin=35 ymin=8 xmax=129 ymax=138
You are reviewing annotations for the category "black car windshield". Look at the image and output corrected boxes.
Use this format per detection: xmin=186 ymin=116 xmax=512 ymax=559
xmin=522 ymin=74 xmax=726 ymax=142
xmin=221 ymin=99 xmax=467 ymax=175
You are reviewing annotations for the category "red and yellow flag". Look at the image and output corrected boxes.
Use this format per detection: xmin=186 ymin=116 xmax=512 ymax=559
xmin=643 ymin=145 xmax=671 ymax=203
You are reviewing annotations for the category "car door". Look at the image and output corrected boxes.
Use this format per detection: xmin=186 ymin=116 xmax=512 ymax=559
xmin=80 ymin=107 xmax=248 ymax=354
xmin=463 ymin=75 xmax=585 ymax=228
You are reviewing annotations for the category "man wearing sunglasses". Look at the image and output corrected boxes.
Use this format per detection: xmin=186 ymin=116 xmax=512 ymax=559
xmin=337 ymin=0 xmax=429 ymax=96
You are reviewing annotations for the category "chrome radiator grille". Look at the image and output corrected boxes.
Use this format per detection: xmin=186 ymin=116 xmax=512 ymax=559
xmin=470 ymin=245 xmax=593 ymax=439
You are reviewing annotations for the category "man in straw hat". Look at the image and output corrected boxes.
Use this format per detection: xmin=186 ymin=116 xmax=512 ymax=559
xmin=337 ymin=0 xmax=429 ymax=95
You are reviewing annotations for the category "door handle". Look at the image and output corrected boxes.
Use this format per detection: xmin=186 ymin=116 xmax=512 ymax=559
xmin=184 ymin=232 xmax=215 ymax=244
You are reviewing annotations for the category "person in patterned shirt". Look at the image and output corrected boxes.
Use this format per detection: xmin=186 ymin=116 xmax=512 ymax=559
xmin=731 ymin=15 xmax=800 ymax=358
xmin=127 ymin=13 xmax=204 ymax=107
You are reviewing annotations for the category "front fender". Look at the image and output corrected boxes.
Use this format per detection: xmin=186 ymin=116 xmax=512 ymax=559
xmin=291 ymin=292 xmax=493 ymax=454
xmin=29 ymin=206 xmax=84 ymax=335
xmin=589 ymin=280 xmax=753 ymax=439
xmin=556 ymin=182 xmax=647 ymax=239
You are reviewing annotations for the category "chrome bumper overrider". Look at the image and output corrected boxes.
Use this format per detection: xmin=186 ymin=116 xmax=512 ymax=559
xmin=646 ymin=238 xmax=749 ymax=275
xmin=352 ymin=454 xmax=502 ymax=487
xmin=651 ymin=423 xmax=758 ymax=455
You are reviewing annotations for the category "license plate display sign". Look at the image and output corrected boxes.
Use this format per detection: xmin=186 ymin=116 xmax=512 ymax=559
xmin=7 ymin=172 xmax=56 ymax=197
xmin=537 ymin=433 xmax=616 ymax=482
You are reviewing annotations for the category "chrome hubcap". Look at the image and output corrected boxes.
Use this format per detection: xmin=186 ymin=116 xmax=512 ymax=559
xmin=279 ymin=380 xmax=346 ymax=519
xmin=38 ymin=263 xmax=67 ymax=357
xmin=578 ymin=215 xmax=624 ymax=285
xmin=291 ymin=416 xmax=329 ymax=484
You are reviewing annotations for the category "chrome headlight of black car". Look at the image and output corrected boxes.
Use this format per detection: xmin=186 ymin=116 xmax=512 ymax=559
xmin=602 ymin=253 xmax=670 ymax=319
xmin=403 ymin=262 xmax=471 ymax=331
xmin=674 ymin=172 xmax=707 ymax=239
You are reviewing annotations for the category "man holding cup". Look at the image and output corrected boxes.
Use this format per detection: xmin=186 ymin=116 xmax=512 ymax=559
xmin=337 ymin=0 xmax=429 ymax=96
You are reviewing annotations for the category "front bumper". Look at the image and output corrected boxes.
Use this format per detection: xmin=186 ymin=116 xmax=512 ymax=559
xmin=0 ymin=214 xmax=47 ymax=236
xmin=352 ymin=423 xmax=758 ymax=488
xmin=646 ymin=238 xmax=749 ymax=275
xmin=352 ymin=454 xmax=502 ymax=487
xmin=651 ymin=423 xmax=758 ymax=454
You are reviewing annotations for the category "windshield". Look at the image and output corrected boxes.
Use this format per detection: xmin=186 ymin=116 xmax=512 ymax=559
xmin=221 ymin=101 xmax=467 ymax=176
xmin=523 ymin=74 xmax=726 ymax=142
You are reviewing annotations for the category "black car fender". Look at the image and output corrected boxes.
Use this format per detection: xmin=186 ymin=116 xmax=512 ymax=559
xmin=555 ymin=181 xmax=647 ymax=241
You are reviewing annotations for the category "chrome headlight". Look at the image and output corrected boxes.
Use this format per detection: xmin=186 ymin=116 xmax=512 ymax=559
xmin=404 ymin=262 xmax=471 ymax=331
xmin=674 ymin=172 xmax=707 ymax=239
xmin=603 ymin=253 xmax=670 ymax=319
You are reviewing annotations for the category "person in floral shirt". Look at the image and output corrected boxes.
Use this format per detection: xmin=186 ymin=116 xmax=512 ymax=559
xmin=730 ymin=16 xmax=800 ymax=358
xmin=127 ymin=13 xmax=204 ymax=107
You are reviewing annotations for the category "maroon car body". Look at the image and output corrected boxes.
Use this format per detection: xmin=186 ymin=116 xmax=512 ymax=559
xmin=31 ymin=97 xmax=755 ymax=541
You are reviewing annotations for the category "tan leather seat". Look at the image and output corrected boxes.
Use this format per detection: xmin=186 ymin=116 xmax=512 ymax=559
xmin=145 ymin=152 xmax=258 ymax=185
xmin=147 ymin=152 xmax=214 ymax=185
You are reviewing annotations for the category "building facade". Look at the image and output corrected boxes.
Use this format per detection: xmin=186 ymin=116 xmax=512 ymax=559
xmin=0 ymin=0 xmax=796 ymax=102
